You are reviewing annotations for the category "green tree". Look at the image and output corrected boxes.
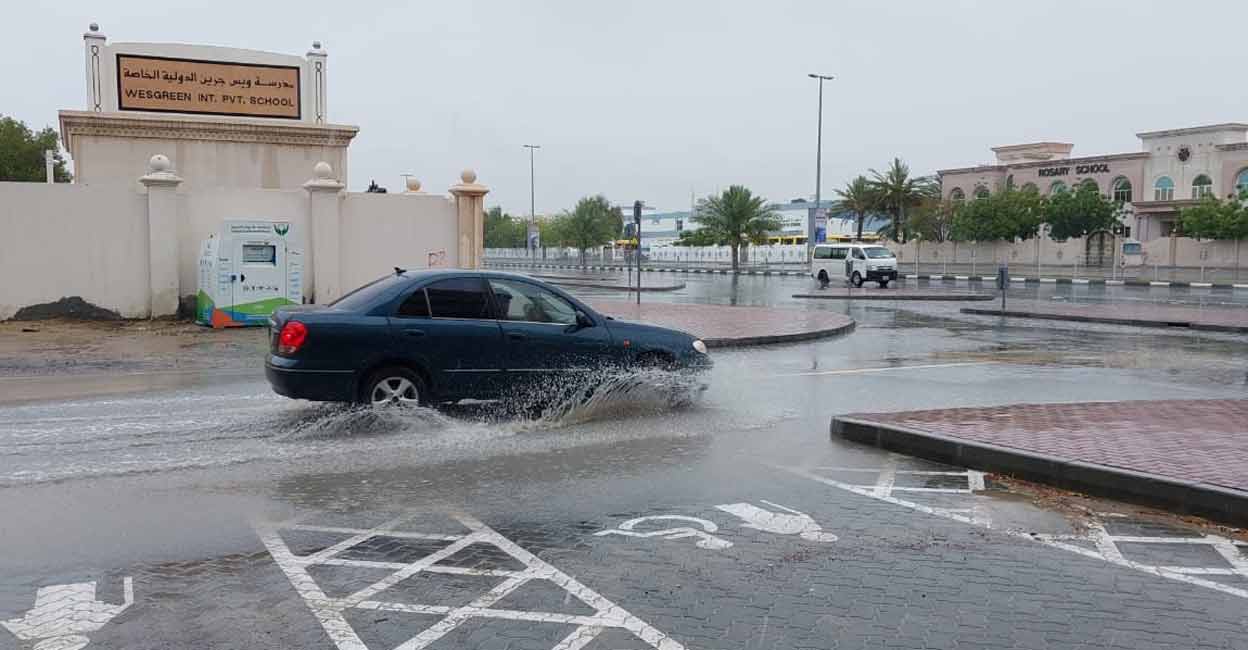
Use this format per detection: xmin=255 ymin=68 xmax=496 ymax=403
xmin=0 ymin=116 xmax=71 ymax=182
xmin=869 ymin=158 xmax=934 ymax=243
xmin=906 ymin=197 xmax=957 ymax=243
xmin=950 ymin=186 xmax=1045 ymax=242
xmin=1043 ymin=182 xmax=1123 ymax=240
xmin=835 ymin=175 xmax=878 ymax=241
xmin=1179 ymin=192 xmax=1248 ymax=240
xmin=549 ymin=195 xmax=623 ymax=265
xmin=484 ymin=206 xmax=527 ymax=248
xmin=674 ymin=228 xmax=718 ymax=246
xmin=693 ymin=186 xmax=782 ymax=272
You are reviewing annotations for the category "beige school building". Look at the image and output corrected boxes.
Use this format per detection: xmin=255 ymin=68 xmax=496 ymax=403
xmin=938 ymin=123 xmax=1248 ymax=242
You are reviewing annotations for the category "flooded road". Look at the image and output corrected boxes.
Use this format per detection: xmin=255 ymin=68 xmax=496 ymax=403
xmin=2 ymin=272 xmax=1247 ymax=649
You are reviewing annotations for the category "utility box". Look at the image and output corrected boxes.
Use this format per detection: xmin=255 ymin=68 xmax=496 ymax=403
xmin=197 ymin=220 xmax=303 ymax=328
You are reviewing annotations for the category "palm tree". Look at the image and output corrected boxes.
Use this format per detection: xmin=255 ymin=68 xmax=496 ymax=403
xmin=869 ymin=158 xmax=936 ymax=244
xmin=836 ymin=175 xmax=877 ymax=242
xmin=693 ymin=186 xmax=782 ymax=273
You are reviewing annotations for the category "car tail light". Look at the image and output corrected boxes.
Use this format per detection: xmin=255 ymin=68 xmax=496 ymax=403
xmin=278 ymin=321 xmax=308 ymax=355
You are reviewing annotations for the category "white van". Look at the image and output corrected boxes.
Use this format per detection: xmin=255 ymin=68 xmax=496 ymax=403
xmin=811 ymin=243 xmax=898 ymax=288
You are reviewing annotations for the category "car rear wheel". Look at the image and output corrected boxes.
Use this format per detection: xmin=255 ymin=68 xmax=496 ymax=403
xmin=817 ymin=270 xmax=829 ymax=288
xmin=362 ymin=366 xmax=427 ymax=407
xmin=878 ymin=280 xmax=890 ymax=288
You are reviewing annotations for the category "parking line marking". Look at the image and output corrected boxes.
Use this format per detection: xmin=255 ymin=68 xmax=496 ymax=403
xmin=770 ymin=361 xmax=994 ymax=378
xmin=257 ymin=511 xmax=688 ymax=650
xmin=777 ymin=463 xmax=1248 ymax=601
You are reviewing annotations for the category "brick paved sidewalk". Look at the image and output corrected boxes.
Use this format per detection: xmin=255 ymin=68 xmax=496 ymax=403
xmin=963 ymin=300 xmax=1248 ymax=332
xmin=834 ymin=399 xmax=1248 ymax=523
xmin=589 ymin=300 xmax=854 ymax=348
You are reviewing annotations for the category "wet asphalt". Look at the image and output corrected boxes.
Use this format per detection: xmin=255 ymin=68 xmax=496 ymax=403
xmin=2 ymin=272 xmax=1247 ymax=649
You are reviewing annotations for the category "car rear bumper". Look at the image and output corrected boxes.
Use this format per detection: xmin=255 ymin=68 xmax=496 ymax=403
xmin=265 ymin=357 xmax=356 ymax=402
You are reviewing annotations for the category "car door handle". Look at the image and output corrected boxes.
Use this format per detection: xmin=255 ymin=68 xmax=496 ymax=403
xmin=507 ymin=332 xmax=527 ymax=341
xmin=404 ymin=329 xmax=426 ymax=338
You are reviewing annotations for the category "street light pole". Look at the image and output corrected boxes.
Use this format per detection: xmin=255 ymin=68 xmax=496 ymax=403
xmin=808 ymin=73 xmax=834 ymax=257
xmin=523 ymin=144 xmax=540 ymax=258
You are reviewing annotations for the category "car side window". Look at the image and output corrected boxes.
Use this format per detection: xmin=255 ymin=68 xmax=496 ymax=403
xmin=395 ymin=289 xmax=430 ymax=318
xmin=488 ymin=279 xmax=578 ymax=325
xmin=813 ymin=247 xmax=832 ymax=260
xmin=829 ymin=248 xmax=848 ymax=260
xmin=852 ymin=248 xmax=865 ymax=260
xmin=425 ymin=277 xmax=492 ymax=319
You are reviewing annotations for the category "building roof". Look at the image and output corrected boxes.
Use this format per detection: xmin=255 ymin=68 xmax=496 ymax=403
xmin=1135 ymin=123 xmax=1248 ymax=139
xmin=938 ymin=151 xmax=1149 ymax=176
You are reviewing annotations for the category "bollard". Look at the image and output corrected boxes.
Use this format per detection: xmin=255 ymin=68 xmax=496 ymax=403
xmin=996 ymin=264 xmax=1009 ymax=311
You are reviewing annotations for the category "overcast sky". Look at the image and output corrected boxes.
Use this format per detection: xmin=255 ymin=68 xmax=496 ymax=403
xmin=8 ymin=0 xmax=1248 ymax=214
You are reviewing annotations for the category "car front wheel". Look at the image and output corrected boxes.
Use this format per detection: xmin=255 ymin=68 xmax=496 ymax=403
xmin=362 ymin=366 xmax=427 ymax=407
xmin=851 ymin=271 xmax=864 ymax=287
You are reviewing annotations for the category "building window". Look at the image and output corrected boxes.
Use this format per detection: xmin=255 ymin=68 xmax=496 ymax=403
xmin=1049 ymin=181 xmax=1068 ymax=195
xmin=1005 ymin=175 xmax=1015 ymax=191
xmin=1191 ymin=174 xmax=1213 ymax=199
xmin=1235 ymin=169 xmax=1248 ymax=198
xmin=1111 ymin=177 xmax=1133 ymax=203
xmin=949 ymin=187 xmax=965 ymax=203
xmin=974 ymin=185 xmax=990 ymax=200
xmin=1021 ymin=182 xmax=1039 ymax=194
xmin=1153 ymin=176 xmax=1174 ymax=201
xmin=1079 ymin=178 xmax=1099 ymax=194
xmin=1160 ymin=220 xmax=1181 ymax=237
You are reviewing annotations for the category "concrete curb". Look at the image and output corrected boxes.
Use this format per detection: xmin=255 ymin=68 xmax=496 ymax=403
xmin=792 ymin=292 xmax=995 ymax=302
xmin=960 ymin=307 xmax=1248 ymax=333
xmin=897 ymin=274 xmax=1242 ymax=289
xmin=831 ymin=416 xmax=1248 ymax=525
xmin=702 ymin=320 xmax=855 ymax=349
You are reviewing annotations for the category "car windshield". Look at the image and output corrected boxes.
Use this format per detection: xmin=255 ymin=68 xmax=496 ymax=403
xmin=329 ymin=273 xmax=408 ymax=311
xmin=863 ymin=247 xmax=894 ymax=259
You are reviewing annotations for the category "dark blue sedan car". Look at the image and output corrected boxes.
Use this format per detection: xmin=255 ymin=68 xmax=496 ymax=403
xmin=265 ymin=269 xmax=711 ymax=406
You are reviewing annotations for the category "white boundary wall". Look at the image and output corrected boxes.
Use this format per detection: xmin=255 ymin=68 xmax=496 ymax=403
xmin=0 ymin=161 xmax=484 ymax=321
xmin=0 ymin=183 xmax=150 ymax=318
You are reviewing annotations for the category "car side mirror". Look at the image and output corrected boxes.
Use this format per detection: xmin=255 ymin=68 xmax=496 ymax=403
xmin=575 ymin=310 xmax=594 ymax=329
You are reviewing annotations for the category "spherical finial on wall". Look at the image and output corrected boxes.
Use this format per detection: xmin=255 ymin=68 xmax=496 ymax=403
xmin=312 ymin=41 xmax=322 ymax=49
xmin=405 ymin=177 xmax=422 ymax=192
xmin=460 ymin=169 xmax=477 ymax=184
xmin=313 ymin=161 xmax=333 ymax=180
xmin=89 ymin=23 xmax=99 ymax=32
xmin=148 ymin=154 xmax=171 ymax=173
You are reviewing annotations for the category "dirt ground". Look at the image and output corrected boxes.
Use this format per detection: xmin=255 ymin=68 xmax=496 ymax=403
xmin=0 ymin=318 xmax=267 ymax=377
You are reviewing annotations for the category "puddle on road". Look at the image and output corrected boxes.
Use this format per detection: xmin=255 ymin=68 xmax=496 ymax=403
xmin=0 ymin=368 xmax=715 ymax=487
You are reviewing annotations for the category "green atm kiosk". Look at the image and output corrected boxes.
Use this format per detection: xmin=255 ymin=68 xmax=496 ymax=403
xmin=196 ymin=220 xmax=303 ymax=328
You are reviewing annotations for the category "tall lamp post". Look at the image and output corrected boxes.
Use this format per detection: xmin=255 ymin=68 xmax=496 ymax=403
xmin=523 ymin=144 xmax=540 ymax=257
xmin=808 ymin=73 xmax=834 ymax=256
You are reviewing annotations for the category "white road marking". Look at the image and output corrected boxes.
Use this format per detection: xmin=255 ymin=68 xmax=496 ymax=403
xmin=595 ymin=515 xmax=732 ymax=550
xmin=768 ymin=361 xmax=995 ymax=378
xmin=257 ymin=512 xmax=688 ymax=650
xmin=2 ymin=577 xmax=134 ymax=650
xmin=779 ymin=462 xmax=1248 ymax=600
xmin=715 ymin=500 xmax=838 ymax=543
xmin=872 ymin=457 xmax=898 ymax=498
